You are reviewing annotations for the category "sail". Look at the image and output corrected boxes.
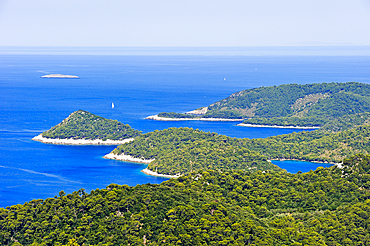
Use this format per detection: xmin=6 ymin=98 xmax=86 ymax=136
xmin=112 ymin=103 xmax=114 ymax=108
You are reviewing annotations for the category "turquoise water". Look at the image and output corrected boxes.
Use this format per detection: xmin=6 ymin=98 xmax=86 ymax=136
xmin=1 ymin=49 xmax=369 ymax=207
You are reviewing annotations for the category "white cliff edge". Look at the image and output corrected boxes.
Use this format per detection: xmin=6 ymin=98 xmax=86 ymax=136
xmin=103 ymin=153 xmax=154 ymax=164
xmin=32 ymin=134 xmax=134 ymax=145
xmin=104 ymin=153 xmax=180 ymax=178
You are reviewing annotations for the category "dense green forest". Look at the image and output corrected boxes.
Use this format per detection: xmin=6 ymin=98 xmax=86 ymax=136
xmin=41 ymin=110 xmax=142 ymax=141
xmin=245 ymin=124 xmax=370 ymax=163
xmin=320 ymin=112 xmax=370 ymax=132
xmin=241 ymin=116 xmax=326 ymax=127
xmin=1 ymin=154 xmax=370 ymax=245
xmin=112 ymin=128 xmax=279 ymax=175
xmin=156 ymin=82 xmax=370 ymax=126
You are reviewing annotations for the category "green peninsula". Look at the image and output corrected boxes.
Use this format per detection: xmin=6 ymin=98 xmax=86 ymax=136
xmin=33 ymin=110 xmax=141 ymax=145
xmin=111 ymin=127 xmax=280 ymax=175
xmin=110 ymin=113 xmax=370 ymax=175
xmin=154 ymin=82 xmax=370 ymax=127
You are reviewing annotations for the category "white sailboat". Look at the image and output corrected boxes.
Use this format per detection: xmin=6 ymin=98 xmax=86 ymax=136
xmin=112 ymin=102 xmax=114 ymax=108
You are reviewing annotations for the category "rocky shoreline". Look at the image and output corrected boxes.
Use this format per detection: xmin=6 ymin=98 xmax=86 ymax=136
xmin=237 ymin=123 xmax=320 ymax=129
xmin=32 ymin=134 xmax=134 ymax=145
xmin=103 ymin=153 xmax=154 ymax=164
xmin=141 ymin=168 xmax=180 ymax=178
xmin=146 ymin=115 xmax=243 ymax=122
xmin=104 ymin=153 xmax=179 ymax=178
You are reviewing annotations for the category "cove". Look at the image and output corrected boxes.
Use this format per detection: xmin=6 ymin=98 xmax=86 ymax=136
xmin=271 ymin=160 xmax=334 ymax=174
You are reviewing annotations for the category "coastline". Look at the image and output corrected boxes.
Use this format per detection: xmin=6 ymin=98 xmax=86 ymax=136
xmin=238 ymin=123 xmax=320 ymax=129
xmin=146 ymin=115 xmax=243 ymax=122
xmin=104 ymin=153 xmax=180 ymax=178
xmin=32 ymin=134 xmax=134 ymax=145
xmin=103 ymin=153 xmax=154 ymax=164
xmin=141 ymin=168 xmax=180 ymax=178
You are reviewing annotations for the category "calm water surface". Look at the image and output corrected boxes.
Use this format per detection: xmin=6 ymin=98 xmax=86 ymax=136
xmin=271 ymin=160 xmax=334 ymax=174
xmin=1 ymin=51 xmax=369 ymax=207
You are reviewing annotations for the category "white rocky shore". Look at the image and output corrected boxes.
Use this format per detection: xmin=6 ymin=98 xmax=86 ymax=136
xmin=41 ymin=74 xmax=79 ymax=79
xmin=141 ymin=168 xmax=180 ymax=178
xmin=32 ymin=134 xmax=134 ymax=145
xmin=237 ymin=123 xmax=320 ymax=129
xmin=146 ymin=115 xmax=243 ymax=122
xmin=104 ymin=153 xmax=180 ymax=178
xmin=103 ymin=153 xmax=154 ymax=164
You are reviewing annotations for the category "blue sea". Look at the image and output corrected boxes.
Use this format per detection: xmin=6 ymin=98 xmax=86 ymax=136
xmin=1 ymin=47 xmax=369 ymax=208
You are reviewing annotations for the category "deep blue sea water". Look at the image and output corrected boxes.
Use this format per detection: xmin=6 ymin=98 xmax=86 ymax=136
xmin=271 ymin=160 xmax=334 ymax=174
xmin=1 ymin=48 xmax=370 ymax=208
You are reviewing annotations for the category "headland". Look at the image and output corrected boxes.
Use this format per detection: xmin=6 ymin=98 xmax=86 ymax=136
xmin=104 ymin=153 xmax=179 ymax=178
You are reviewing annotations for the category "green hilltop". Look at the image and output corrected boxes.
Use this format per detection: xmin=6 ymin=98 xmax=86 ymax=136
xmin=157 ymin=82 xmax=370 ymax=127
xmin=41 ymin=110 xmax=142 ymax=141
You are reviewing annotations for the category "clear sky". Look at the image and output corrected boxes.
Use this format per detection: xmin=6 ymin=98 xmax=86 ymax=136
xmin=0 ymin=0 xmax=369 ymax=47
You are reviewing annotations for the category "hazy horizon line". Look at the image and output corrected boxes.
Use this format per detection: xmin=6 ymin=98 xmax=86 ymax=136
xmin=1 ymin=45 xmax=370 ymax=56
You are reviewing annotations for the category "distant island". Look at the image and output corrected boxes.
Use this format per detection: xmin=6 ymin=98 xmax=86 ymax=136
xmin=33 ymin=110 xmax=141 ymax=145
xmin=150 ymin=82 xmax=370 ymax=128
xmin=41 ymin=74 xmax=79 ymax=79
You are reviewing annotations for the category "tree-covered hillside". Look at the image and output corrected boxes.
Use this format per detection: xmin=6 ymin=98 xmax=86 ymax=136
xmin=156 ymin=82 xmax=370 ymax=126
xmin=112 ymin=128 xmax=279 ymax=175
xmin=111 ymin=124 xmax=370 ymax=175
xmin=246 ymin=124 xmax=370 ymax=163
xmin=320 ymin=112 xmax=370 ymax=132
xmin=1 ymin=154 xmax=370 ymax=245
xmin=41 ymin=110 xmax=142 ymax=141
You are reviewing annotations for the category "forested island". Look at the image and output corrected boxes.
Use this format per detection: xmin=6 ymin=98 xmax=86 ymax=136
xmin=33 ymin=110 xmax=142 ymax=145
xmin=153 ymin=82 xmax=370 ymax=127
